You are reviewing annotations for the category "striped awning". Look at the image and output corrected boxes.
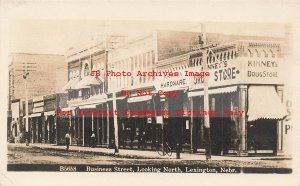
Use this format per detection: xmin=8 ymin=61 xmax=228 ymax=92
xmin=247 ymin=86 xmax=288 ymax=121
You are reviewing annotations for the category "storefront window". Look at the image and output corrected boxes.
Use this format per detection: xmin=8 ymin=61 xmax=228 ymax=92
xmin=82 ymin=88 xmax=90 ymax=99
xmin=91 ymin=86 xmax=100 ymax=96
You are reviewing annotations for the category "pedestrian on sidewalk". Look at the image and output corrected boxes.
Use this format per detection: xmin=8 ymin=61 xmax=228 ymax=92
xmin=90 ymin=132 xmax=96 ymax=148
xmin=65 ymin=132 xmax=70 ymax=150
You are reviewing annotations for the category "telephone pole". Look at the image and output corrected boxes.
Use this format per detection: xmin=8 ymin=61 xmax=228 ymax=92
xmin=110 ymin=44 xmax=119 ymax=154
xmin=112 ymin=89 xmax=119 ymax=154
xmin=198 ymin=24 xmax=212 ymax=160
xmin=202 ymin=47 xmax=211 ymax=160
xmin=16 ymin=61 xmax=37 ymax=146
xmin=24 ymin=71 xmax=29 ymax=146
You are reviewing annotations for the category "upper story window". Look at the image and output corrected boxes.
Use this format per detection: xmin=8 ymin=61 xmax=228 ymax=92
xmin=84 ymin=63 xmax=89 ymax=76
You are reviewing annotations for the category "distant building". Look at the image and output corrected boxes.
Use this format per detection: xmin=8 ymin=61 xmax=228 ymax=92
xmin=8 ymin=53 xmax=67 ymax=142
xmin=8 ymin=53 xmax=67 ymax=100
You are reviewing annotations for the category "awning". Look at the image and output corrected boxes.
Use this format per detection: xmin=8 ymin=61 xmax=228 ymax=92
xmin=29 ymin=113 xmax=41 ymax=118
xmin=62 ymin=77 xmax=80 ymax=91
xmin=247 ymin=86 xmax=288 ymax=121
xmin=61 ymin=107 xmax=76 ymax=111
xmin=127 ymin=95 xmax=152 ymax=103
xmin=106 ymin=96 xmax=127 ymax=101
xmin=79 ymin=104 xmax=97 ymax=109
xmin=188 ymin=86 xmax=237 ymax=97
xmin=74 ymin=76 xmax=103 ymax=89
xmin=44 ymin=110 xmax=55 ymax=116
xmin=70 ymin=78 xmax=80 ymax=89
xmin=62 ymin=79 xmax=74 ymax=91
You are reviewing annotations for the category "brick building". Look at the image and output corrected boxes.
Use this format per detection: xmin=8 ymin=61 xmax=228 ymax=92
xmin=8 ymin=53 xmax=67 ymax=142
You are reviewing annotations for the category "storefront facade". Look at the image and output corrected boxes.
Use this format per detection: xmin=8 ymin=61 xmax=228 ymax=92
xmin=63 ymin=31 xmax=288 ymax=156
xmin=104 ymin=30 xmax=200 ymax=150
xmin=65 ymin=39 xmax=113 ymax=147
xmin=155 ymin=54 xmax=191 ymax=152
xmin=12 ymin=93 xmax=67 ymax=145
xmin=9 ymin=99 xmax=21 ymax=143
xmin=187 ymin=40 xmax=287 ymax=155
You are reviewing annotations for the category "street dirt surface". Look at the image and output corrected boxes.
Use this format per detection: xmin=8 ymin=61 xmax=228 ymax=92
xmin=7 ymin=144 xmax=291 ymax=168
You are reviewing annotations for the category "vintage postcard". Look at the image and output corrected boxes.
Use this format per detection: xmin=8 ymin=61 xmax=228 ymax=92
xmin=0 ymin=1 xmax=299 ymax=186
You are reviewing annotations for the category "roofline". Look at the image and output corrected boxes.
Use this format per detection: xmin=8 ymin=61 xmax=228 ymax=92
xmin=10 ymin=52 xmax=64 ymax=56
xmin=110 ymin=33 xmax=153 ymax=51
xmin=189 ymin=39 xmax=284 ymax=55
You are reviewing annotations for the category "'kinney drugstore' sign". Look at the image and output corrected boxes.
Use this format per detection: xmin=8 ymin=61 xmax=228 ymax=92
xmin=240 ymin=57 xmax=283 ymax=84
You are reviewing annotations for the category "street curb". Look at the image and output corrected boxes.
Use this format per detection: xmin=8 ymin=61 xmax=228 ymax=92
xmin=31 ymin=145 xmax=168 ymax=160
xmin=9 ymin=143 xmax=292 ymax=161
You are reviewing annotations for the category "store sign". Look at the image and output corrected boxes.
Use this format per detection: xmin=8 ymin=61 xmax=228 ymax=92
xmin=155 ymin=67 xmax=189 ymax=91
xmin=190 ymin=58 xmax=241 ymax=90
xmin=189 ymin=57 xmax=282 ymax=90
xmin=44 ymin=99 xmax=56 ymax=112
xmin=33 ymin=107 xmax=43 ymax=113
xmin=34 ymin=101 xmax=44 ymax=108
xmin=155 ymin=76 xmax=188 ymax=91
xmin=240 ymin=57 xmax=283 ymax=84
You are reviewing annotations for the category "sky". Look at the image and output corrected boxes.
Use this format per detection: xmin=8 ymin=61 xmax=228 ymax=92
xmin=8 ymin=20 xmax=286 ymax=55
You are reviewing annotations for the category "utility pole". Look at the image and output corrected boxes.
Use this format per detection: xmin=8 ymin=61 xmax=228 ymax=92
xmin=16 ymin=61 xmax=37 ymax=146
xmin=112 ymin=88 xmax=119 ymax=154
xmin=202 ymin=47 xmax=211 ymax=160
xmin=198 ymin=24 xmax=212 ymax=160
xmin=110 ymin=44 xmax=119 ymax=154
xmin=24 ymin=70 xmax=29 ymax=146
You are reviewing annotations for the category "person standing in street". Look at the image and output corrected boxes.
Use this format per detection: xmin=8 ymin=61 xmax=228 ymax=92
xmin=65 ymin=132 xmax=70 ymax=150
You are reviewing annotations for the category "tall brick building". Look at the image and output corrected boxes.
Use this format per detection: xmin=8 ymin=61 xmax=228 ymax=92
xmin=8 ymin=53 xmax=66 ymax=100
xmin=8 ymin=53 xmax=67 ymax=142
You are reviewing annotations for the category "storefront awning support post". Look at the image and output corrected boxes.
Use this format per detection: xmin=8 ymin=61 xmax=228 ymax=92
xmin=92 ymin=112 xmax=94 ymax=132
xmin=111 ymin=49 xmax=119 ymax=154
xmin=190 ymin=98 xmax=194 ymax=153
xmin=69 ymin=114 xmax=72 ymax=146
xmin=82 ymin=114 xmax=85 ymax=146
xmin=239 ymin=85 xmax=248 ymax=156
xmin=106 ymin=103 xmax=110 ymax=148
xmin=112 ymin=92 xmax=119 ymax=153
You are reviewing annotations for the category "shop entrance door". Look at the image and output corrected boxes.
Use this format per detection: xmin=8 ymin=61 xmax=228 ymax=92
xmin=247 ymin=119 xmax=277 ymax=154
xmin=210 ymin=117 xmax=232 ymax=155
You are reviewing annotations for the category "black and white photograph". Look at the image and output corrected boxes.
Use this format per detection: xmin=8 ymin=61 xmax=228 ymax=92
xmin=0 ymin=1 xmax=300 ymax=186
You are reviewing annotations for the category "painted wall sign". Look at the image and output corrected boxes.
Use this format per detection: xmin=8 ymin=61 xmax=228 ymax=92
xmin=189 ymin=58 xmax=241 ymax=90
xmin=241 ymin=57 xmax=283 ymax=84
xmin=155 ymin=70 xmax=189 ymax=91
